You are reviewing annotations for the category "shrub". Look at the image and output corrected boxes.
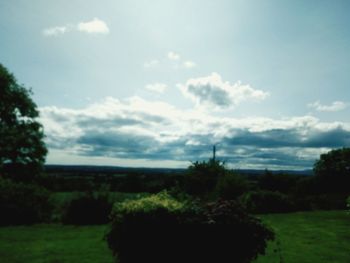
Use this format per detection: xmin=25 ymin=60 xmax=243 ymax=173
xmin=106 ymin=192 xmax=274 ymax=263
xmin=0 ymin=178 xmax=52 ymax=225
xmin=240 ymin=190 xmax=295 ymax=214
xmin=62 ymin=191 xmax=113 ymax=225
xmin=347 ymin=196 xmax=350 ymax=211
xmin=258 ymin=170 xmax=300 ymax=194
xmin=184 ymin=159 xmax=226 ymax=197
xmin=214 ymin=172 xmax=249 ymax=200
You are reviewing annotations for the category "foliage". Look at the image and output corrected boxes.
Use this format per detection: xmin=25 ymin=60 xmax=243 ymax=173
xmin=0 ymin=63 xmax=47 ymax=181
xmin=112 ymin=191 xmax=184 ymax=216
xmin=184 ymin=159 xmax=227 ymax=197
xmin=258 ymin=170 xmax=300 ymax=194
xmin=62 ymin=190 xmax=113 ymax=225
xmin=106 ymin=193 xmax=274 ymax=263
xmin=214 ymin=171 xmax=249 ymax=200
xmin=0 ymin=178 xmax=52 ymax=225
xmin=347 ymin=196 xmax=350 ymax=211
xmin=313 ymin=148 xmax=350 ymax=194
xmin=240 ymin=190 xmax=295 ymax=214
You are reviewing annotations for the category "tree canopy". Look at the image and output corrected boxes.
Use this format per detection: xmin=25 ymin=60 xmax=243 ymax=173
xmin=314 ymin=148 xmax=350 ymax=178
xmin=0 ymin=63 xmax=47 ymax=181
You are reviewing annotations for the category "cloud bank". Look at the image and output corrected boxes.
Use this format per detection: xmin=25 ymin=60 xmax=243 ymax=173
xmin=40 ymin=96 xmax=350 ymax=169
xmin=178 ymin=73 xmax=269 ymax=110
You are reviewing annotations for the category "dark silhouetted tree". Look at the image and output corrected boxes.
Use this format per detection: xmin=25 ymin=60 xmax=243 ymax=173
xmin=0 ymin=63 xmax=47 ymax=181
xmin=313 ymin=148 xmax=350 ymax=193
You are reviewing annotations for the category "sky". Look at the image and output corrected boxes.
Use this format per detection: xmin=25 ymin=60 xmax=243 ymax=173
xmin=1 ymin=0 xmax=350 ymax=169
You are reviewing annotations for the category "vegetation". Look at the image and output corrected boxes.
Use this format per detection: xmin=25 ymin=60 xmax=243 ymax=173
xmin=0 ymin=224 xmax=113 ymax=263
xmin=0 ymin=178 xmax=52 ymax=226
xmin=240 ymin=190 xmax=295 ymax=214
xmin=106 ymin=192 xmax=274 ymax=263
xmin=0 ymin=211 xmax=348 ymax=263
xmin=313 ymin=148 xmax=350 ymax=194
xmin=0 ymin=63 xmax=47 ymax=182
xmin=254 ymin=210 xmax=350 ymax=263
xmin=61 ymin=191 xmax=113 ymax=225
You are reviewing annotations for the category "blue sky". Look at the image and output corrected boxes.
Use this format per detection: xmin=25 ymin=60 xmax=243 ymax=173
xmin=1 ymin=0 xmax=350 ymax=169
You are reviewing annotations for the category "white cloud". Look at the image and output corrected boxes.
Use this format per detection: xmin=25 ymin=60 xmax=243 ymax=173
xmin=77 ymin=18 xmax=109 ymax=34
xmin=168 ymin=51 xmax=180 ymax=60
xmin=308 ymin=101 xmax=348 ymax=112
xmin=183 ymin=60 xmax=196 ymax=69
xmin=42 ymin=18 xmax=109 ymax=37
xmin=39 ymin=96 xmax=350 ymax=169
xmin=43 ymin=26 xmax=68 ymax=36
xmin=143 ymin=59 xmax=159 ymax=68
xmin=178 ymin=72 xmax=269 ymax=110
xmin=145 ymin=83 xmax=167 ymax=93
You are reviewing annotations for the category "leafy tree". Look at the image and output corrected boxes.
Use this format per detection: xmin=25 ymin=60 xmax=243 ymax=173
xmin=313 ymin=148 xmax=350 ymax=193
xmin=184 ymin=159 xmax=226 ymax=196
xmin=314 ymin=148 xmax=350 ymax=178
xmin=0 ymin=64 xmax=47 ymax=181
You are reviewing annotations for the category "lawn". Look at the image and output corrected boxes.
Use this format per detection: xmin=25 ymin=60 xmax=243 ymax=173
xmin=254 ymin=210 xmax=350 ymax=263
xmin=0 ymin=225 xmax=114 ymax=263
xmin=0 ymin=210 xmax=349 ymax=263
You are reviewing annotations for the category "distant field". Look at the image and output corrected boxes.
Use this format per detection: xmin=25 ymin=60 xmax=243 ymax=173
xmin=0 ymin=211 xmax=349 ymax=263
xmin=254 ymin=210 xmax=350 ymax=263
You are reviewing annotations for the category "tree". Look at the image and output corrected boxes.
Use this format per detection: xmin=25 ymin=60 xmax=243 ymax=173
xmin=314 ymin=148 xmax=350 ymax=178
xmin=184 ymin=159 xmax=226 ymax=196
xmin=0 ymin=63 xmax=47 ymax=181
xmin=313 ymin=148 xmax=350 ymax=193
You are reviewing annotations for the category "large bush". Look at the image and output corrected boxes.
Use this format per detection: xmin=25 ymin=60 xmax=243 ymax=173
xmin=62 ymin=191 xmax=113 ymax=225
xmin=184 ymin=159 xmax=226 ymax=196
xmin=214 ymin=171 xmax=249 ymax=200
xmin=106 ymin=192 xmax=274 ymax=263
xmin=0 ymin=178 xmax=52 ymax=225
xmin=240 ymin=190 xmax=295 ymax=214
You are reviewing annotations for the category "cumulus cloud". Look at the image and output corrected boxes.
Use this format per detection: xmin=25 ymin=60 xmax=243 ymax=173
xmin=40 ymin=96 xmax=350 ymax=169
xmin=168 ymin=51 xmax=180 ymax=60
xmin=178 ymin=73 xmax=269 ymax=110
xmin=308 ymin=101 xmax=348 ymax=112
xmin=183 ymin=60 xmax=196 ymax=69
xmin=145 ymin=83 xmax=167 ymax=93
xmin=42 ymin=18 xmax=109 ymax=37
xmin=77 ymin=18 xmax=109 ymax=34
xmin=42 ymin=26 xmax=67 ymax=36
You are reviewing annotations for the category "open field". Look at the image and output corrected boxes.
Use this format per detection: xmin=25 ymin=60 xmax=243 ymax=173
xmin=0 ymin=210 xmax=349 ymax=263
xmin=0 ymin=225 xmax=113 ymax=263
xmin=254 ymin=210 xmax=350 ymax=263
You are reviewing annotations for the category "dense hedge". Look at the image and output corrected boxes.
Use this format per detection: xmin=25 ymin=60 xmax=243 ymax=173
xmin=106 ymin=192 xmax=274 ymax=263
xmin=0 ymin=178 xmax=52 ymax=225
xmin=62 ymin=191 xmax=113 ymax=225
xmin=240 ymin=190 xmax=295 ymax=214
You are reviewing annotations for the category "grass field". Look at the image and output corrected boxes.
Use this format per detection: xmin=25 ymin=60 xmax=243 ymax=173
xmin=254 ymin=210 xmax=350 ymax=263
xmin=0 ymin=225 xmax=114 ymax=263
xmin=0 ymin=210 xmax=349 ymax=263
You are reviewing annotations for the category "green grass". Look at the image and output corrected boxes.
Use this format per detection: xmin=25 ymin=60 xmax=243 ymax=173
xmin=254 ymin=210 xmax=350 ymax=263
xmin=0 ymin=224 xmax=114 ymax=263
xmin=0 ymin=210 xmax=349 ymax=263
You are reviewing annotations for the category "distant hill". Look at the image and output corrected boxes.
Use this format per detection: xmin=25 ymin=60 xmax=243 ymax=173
xmin=44 ymin=165 xmax=313 ymax=176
